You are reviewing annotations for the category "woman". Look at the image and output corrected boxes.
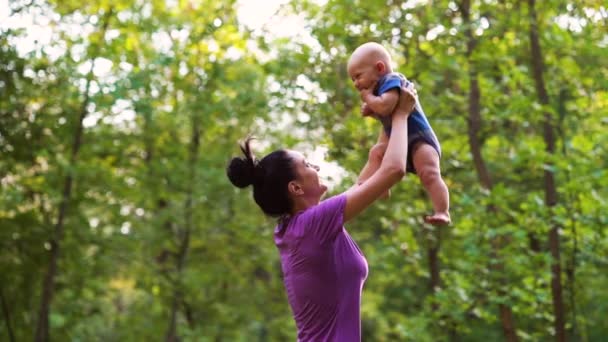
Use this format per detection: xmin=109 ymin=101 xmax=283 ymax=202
xmin=226 ymin=84 xmax=416 ymax=341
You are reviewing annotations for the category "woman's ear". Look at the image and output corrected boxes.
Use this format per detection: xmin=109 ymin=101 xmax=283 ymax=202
xmin=288 ymin=180 xmax=303 ymax=196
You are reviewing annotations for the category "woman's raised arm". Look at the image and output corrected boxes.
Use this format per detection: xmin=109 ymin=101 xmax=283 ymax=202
xmin=343 ymin=83 xmax=417 ymax=222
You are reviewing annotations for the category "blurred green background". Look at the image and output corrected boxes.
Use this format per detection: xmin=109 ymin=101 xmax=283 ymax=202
xmin=1 ymin=0 xmax=606 ymax=341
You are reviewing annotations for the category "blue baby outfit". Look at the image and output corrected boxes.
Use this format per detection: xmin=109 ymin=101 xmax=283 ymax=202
xmin=373 ymin=72 xmax=441 ymax=173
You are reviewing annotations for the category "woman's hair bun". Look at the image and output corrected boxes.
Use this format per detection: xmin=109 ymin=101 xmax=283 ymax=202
xmin=227 ymin=156 xmax=255 ymax=188
xmin=227 ymin=137 xmax=258 ymax=188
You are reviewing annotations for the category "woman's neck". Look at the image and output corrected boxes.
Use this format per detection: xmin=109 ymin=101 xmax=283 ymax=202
xmin=290 ymin=196 xmax=319 ymax=216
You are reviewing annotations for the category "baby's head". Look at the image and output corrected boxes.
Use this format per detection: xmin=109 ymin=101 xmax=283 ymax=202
xmin=347 ymin=42 xmax=393 ymax=91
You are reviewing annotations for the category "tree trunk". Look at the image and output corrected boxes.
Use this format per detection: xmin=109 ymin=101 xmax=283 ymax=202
xmin=141 ymin=104 xmax=184 ymax=333
xmin=421 ymin=184 xmax=441 ymax=303
xmin=526 ymin=0 xmax=565 ymax=340
xmin=459 ymin=1 xmax=518 ymax=340
xmin=34 ymin=68 xmax=91 ymax=342
xmin=427 ymin=232 xmax=442 ymax=315
xmin=428 ymin=240 xmax=440 ymax=294
xmin=34 ymin=10 xmax=112 ymax=342
xmin=166 ymin=109 xmax=199 ymax=341
xmin=141 ymin=99 xmax=183 ymax=341
xmin=1 ymin=286 xmax=16 ymax=342
xmin=166 ymin=294 xmax=181 ymax=342
xmin=558 ymin=87 xmax=578 ymax=339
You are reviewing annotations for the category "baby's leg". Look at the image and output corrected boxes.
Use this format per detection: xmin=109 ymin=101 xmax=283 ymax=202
xmin=412 ymin=143 xmax=450 ymax=225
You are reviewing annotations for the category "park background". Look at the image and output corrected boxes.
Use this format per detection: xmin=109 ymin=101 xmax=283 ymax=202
xmin=1 ymin=0 xmax=607 ymax=341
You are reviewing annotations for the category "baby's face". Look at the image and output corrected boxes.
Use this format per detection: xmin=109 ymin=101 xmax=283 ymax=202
xmin=347 ymin=57 xmax=382 ymax=91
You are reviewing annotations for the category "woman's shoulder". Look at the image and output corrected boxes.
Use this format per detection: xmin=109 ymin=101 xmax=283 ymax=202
xmin=303 ymin=193 xmax=347 ymax=219
xmin=278 ymin=193 xmax=346 ymax=233
xmin=301 ymin=193 xmax=347 ymax=241
xmin=275 ymin=194 xmax=347 ymax=247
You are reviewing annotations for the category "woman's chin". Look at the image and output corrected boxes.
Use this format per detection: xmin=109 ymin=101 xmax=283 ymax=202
xmin=320 ymin=184 xmax=328 ymax=194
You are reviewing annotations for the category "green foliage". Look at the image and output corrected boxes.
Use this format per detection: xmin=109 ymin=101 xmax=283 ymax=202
xmin=0 ymin=0 xmax=606 ymax=341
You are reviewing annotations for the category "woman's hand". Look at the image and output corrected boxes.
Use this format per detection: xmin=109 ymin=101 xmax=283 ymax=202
xmin=394 ymin=82 xmax=417 ymax=116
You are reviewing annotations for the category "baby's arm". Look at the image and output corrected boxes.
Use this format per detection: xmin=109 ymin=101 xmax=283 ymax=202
xmin=357 ymin=130 xmax=389 ymax=185
xmin=356 ymin=130 xmax=391 ymax=199
xmin=361 ymin=88 xmax=399 ymax=117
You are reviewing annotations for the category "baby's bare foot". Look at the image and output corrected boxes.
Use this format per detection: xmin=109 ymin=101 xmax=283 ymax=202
xmin=425 ymin=212 xmax=451 ymax=226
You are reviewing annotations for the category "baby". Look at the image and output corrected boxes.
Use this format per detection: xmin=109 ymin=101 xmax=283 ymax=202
xmin=347 ymin=42 xmax=450 ymax=225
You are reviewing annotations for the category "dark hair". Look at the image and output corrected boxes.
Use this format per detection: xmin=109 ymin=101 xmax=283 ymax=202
xmin=226 ymin=137 xmax=296 ymax=217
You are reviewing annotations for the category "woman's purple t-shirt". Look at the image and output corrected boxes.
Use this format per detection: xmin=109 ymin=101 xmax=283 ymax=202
xmin=274 ymin=194 xmax=368 ymax=342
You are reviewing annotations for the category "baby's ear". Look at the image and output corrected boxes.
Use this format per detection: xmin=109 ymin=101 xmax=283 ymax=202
xmin=376 ymin=61 xmax=385 ymax=72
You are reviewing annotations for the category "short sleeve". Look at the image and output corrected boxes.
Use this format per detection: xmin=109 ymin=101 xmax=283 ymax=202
xmin=300 ymin=194 xmax=347 ymax=244
xmin=376 ymin=73 xmax=404 ymax=95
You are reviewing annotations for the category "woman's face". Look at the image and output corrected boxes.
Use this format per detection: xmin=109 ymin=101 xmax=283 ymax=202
xmin=287 ymin=150 xmax=327 ymax=200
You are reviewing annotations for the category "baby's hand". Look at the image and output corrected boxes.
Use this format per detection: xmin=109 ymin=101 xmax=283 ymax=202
xmin=359 ymin=87 xmax=373 ymax=102
xmin=361 ymin=102 xmax=374 ymax=117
